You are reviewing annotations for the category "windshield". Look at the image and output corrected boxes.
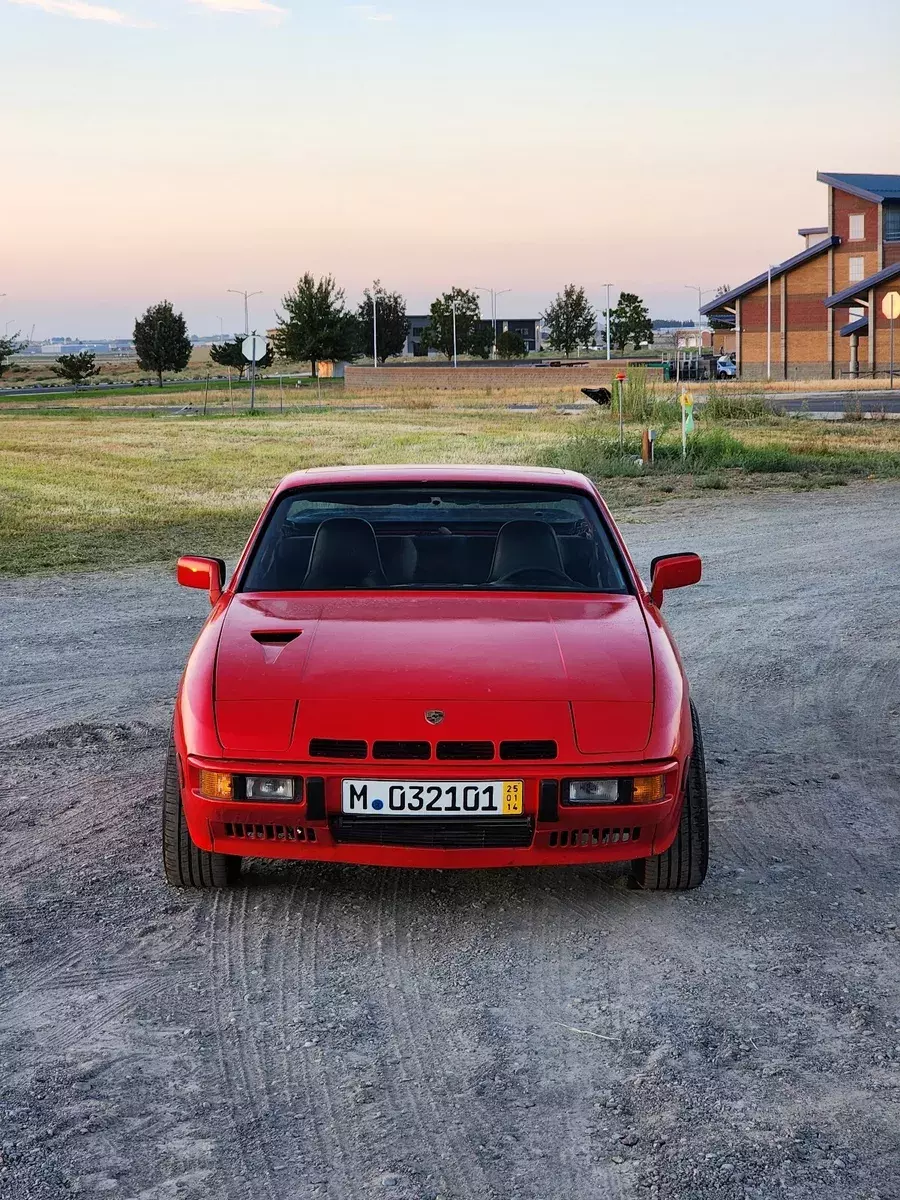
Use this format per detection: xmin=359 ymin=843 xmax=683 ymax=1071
xmin=240 ymin=484 xmax=629 ymax=593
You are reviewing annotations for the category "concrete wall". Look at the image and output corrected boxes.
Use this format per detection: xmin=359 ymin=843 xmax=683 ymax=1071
xmin=345 ymin=364 xmax=663 ymax=390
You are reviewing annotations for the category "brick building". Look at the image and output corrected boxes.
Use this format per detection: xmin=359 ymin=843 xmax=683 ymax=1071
xmin=702 ymin=172 xmax=900 ymax=380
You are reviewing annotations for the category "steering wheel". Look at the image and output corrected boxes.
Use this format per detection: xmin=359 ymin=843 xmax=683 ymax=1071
xmin=492 ymin=566 xmax=574 ymax=587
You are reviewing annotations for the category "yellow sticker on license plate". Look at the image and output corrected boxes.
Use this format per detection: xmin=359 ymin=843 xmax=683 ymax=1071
xmin=502 ymin=781 xmax=523 ymax=815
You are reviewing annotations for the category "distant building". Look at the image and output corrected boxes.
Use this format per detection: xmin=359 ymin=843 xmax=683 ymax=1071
xmin=403 ymin=317 xmax=541 ymax=356
xmin=702 ymin=171 xmax=900 ymax=379
xmin=675 ymin=328 xmax=714 ymax=351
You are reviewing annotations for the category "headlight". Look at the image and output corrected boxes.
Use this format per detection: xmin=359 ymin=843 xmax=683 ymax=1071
xmin=567 ymin=779 xmax=620 ymax=804
xmin=245 ymin=775 xmax=295 ymax=802
xmin=566 ymin=775 xmax=666 ymax=805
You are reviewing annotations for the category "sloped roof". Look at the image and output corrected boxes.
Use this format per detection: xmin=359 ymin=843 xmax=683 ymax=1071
xmin=701 ymin=237 xmax=839 ymax=315
xmin=817 ymin=173 xmax=900 ymax=203
xmin=839 ymin=315 xmax=869 ymax=338
xmin=824 ymin=261 xmax=900 ymax=309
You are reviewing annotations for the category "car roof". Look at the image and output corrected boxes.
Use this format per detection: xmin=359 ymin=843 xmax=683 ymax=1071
xmin=273 ymin=464 xmax=595 ymax=495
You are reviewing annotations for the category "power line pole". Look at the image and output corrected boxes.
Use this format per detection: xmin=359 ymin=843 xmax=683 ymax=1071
xmin=603 ymin=283 xmax=614 ymax=360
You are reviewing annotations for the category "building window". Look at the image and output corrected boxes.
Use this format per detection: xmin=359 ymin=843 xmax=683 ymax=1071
xmin=848 ymin=256 xmax=865 ymax=283
xmin=849 ymin=214 xmax=865 ymax=241
xmin=885 ymin=205 xmax=900 ymax=242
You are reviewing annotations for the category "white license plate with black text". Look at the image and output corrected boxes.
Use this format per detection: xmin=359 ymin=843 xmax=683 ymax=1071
xmin=341 ymin=779 xmax=524 ymax=816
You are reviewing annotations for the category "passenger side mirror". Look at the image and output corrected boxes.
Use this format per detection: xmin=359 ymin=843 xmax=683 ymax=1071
xmin=649 ymin=553 xmax=701 ymax=608
xmin=177 ymin=555 xmax=226 ymax=605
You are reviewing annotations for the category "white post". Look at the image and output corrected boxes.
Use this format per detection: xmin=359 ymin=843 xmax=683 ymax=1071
xmin=605 ymin=283 xmax=612 ymax=360
xmin=451 ymin=301 xmax=458 ymax=368
xmin=766 ymin=266 xmax=773 ymax=382
xmin=372 ymin=288 xmax=378 ymax=368
xmin=681 ymin=392 xmax=687 ymax=460
xmin=891 ymin=313 xmax=895 ymax=389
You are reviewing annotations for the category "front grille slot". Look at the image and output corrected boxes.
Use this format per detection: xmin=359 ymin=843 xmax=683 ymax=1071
xmin=332 ymin=816 xmax=534 ymax=849
xmin=372 ymin=740 xmax=431 ymax=760
xmin=500 ymin=740 xmax=558 ymax=760
xmin=548 ymin=826 xmax=640 ymax=848
xmin=309 ymin=738 xmax=367 ymax=759
xmin=436 ymin=741 xmax=494 ymax=760
xmin=221 ymin=822 xmax=318 ymax=843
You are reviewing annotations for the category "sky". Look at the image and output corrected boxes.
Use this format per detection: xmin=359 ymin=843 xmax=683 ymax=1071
xmin=2 ymin=0 xmax=899 ymax=339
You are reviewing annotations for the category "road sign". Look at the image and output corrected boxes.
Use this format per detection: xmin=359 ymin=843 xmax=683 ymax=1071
xmin=242 ymin=334 xmax=267 ymax=362
xmin=882 ymin=292 xmax=900 ymax=321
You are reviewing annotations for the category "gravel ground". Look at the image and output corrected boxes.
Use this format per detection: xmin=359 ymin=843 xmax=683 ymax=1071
xmin=2 ymin=482 xmax=899 ymax=1200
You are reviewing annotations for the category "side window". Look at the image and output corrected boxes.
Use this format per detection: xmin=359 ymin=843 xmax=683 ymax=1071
xmin=848 ymin=214 xmax=865 ymax=242
xmin=848 ymin=256 xmax=865 ymax=283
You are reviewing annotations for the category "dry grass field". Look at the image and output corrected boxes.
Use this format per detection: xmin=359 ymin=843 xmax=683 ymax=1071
xmin=2 ymin=388 xmax=899 ymax=574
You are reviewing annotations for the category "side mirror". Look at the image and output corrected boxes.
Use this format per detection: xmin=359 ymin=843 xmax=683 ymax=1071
xmin=649 ymin=553 xmax=701 ymax=608
xmin=177 ymin=555 xmax=226 ymax=605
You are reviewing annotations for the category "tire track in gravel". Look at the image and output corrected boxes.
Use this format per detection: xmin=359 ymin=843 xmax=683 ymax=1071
xmin=374 ymin=871 xmax=488 ymax=1200
xmin=289 ymin=883 xmax=362 ymax=1200
xmin=208 ymin=889 xmax=282 ymax=1200
xmin=525 ymin=882 xmax=624 ymax=1200
xmin=395 ymin=871 xmax=499 ymax=1197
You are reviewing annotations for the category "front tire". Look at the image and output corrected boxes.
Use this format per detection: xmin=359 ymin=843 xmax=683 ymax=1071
xmin=162 ymin=737 xmax=242 ymax=888
xmin=630 ymin=701 xmax=709 ymax=891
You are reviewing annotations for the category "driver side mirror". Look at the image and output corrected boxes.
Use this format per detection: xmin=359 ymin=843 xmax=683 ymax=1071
xmin=177 ymin=555 xmax=226 ymax=605
xmin=649 ymin=553 xmax=701 ymax=608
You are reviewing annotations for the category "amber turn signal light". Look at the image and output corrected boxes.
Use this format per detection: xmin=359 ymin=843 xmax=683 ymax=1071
xmin=632 ymin=774 xmax=665 ymax=804
xmin=198 ymin=770 xmax=233 ymax=800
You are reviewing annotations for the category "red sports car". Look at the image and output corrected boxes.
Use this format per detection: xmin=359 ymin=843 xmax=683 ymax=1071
xmin=163 ymin=464 xmax=707 ymax=890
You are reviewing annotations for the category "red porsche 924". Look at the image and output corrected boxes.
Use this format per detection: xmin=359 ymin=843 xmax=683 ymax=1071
xmin=163 ymin=465 xmax=708 ymax=890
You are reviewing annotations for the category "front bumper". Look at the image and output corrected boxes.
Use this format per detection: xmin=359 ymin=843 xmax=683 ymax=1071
xmin=180 ymin=755 xmax=687 ymax=869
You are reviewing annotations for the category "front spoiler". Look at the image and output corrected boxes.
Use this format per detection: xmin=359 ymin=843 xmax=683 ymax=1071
xmin=181 ymin=755 xmax=686 ymax=868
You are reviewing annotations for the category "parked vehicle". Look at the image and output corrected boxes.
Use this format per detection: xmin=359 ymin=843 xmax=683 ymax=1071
xmin=716 ymin=354 xmax=737 ymax=380
xmin=164 ymin=465 xmax=708 ymax=891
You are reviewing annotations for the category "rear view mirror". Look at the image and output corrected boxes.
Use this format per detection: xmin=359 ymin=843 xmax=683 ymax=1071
xmin=177 ymin=555 xmax=226 ymax=605
xmin=649 ymin=553 xmax=701 ymax=608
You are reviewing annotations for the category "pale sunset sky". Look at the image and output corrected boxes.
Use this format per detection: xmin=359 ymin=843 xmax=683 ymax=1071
xmin=3 ymin=0 xmax=899 ymax=338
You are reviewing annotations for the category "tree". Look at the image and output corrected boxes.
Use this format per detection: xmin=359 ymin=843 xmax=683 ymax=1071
xmin=209 ymin=334 xmax=274 ymax=380
xmin=423 ymin=287 xmax=482 ymax=360
xmin=0 ymin=332 xmax=24 ymax=379
xmin=357 ymin=280 xmax=408 ymax=362
xmin=542 ymin=285 xmax=597 ymax=357
xmin=606 ymin=291 xmax=653 ymax=355
xmin=468 ymin=322 xmax=493 ymax=360
xmin=51 ymin=351 xmax=101 ymax=391
xmin=133 ymin=300 xmax=192 ymax=388
xmin=496 ymin=329 xmax=527 ymax=358
xmin=276 ymin=273 xmax=359 ymax=376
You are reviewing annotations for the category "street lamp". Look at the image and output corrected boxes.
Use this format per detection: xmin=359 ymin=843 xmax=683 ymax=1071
xmin=602 ymin=283 xmax=615 ymax=360
xmin=685 ymin=285 xmax=714 ymax=375
xmin=475 ymin=286 xmax=511 ymax=358
xmin=227 ymin=288 xmax=262 ymax=336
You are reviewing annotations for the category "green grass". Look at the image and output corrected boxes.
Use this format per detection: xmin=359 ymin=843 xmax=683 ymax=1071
xmin=541 ymin=423 xmax=900 ymax=479
xmin=2 ymin=398 xmax=900 ymax=576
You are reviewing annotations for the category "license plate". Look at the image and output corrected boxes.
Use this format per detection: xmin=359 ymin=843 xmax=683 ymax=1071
xmin=341 ymin=779 xmax=524 ymax=817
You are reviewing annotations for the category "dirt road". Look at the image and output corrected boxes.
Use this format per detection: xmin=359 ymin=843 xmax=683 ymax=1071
xmin=2 ymin=483 xmax=899 ymax=1200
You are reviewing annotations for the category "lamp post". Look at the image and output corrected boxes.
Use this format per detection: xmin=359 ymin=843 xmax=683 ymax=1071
xmin=475 ymin=286 xmax=511 ymax=357
xmin=227 ymin=288 xmax=262 ymax=337
xmin=685 ymin=285 xmax=713 ymax=378
xmin=602 ymin=283 xmax=614 ymax=360
xmin=450 ymin=300 xmax=458 ymax=368
xmin=372 ymin=285 xmax=379 ymax=368
xmin=765 ymin=266 xmax=776 ymax=382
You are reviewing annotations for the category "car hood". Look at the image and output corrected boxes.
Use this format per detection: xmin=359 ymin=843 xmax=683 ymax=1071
xmin=213 ymin=593 xmax=655 ymax=757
